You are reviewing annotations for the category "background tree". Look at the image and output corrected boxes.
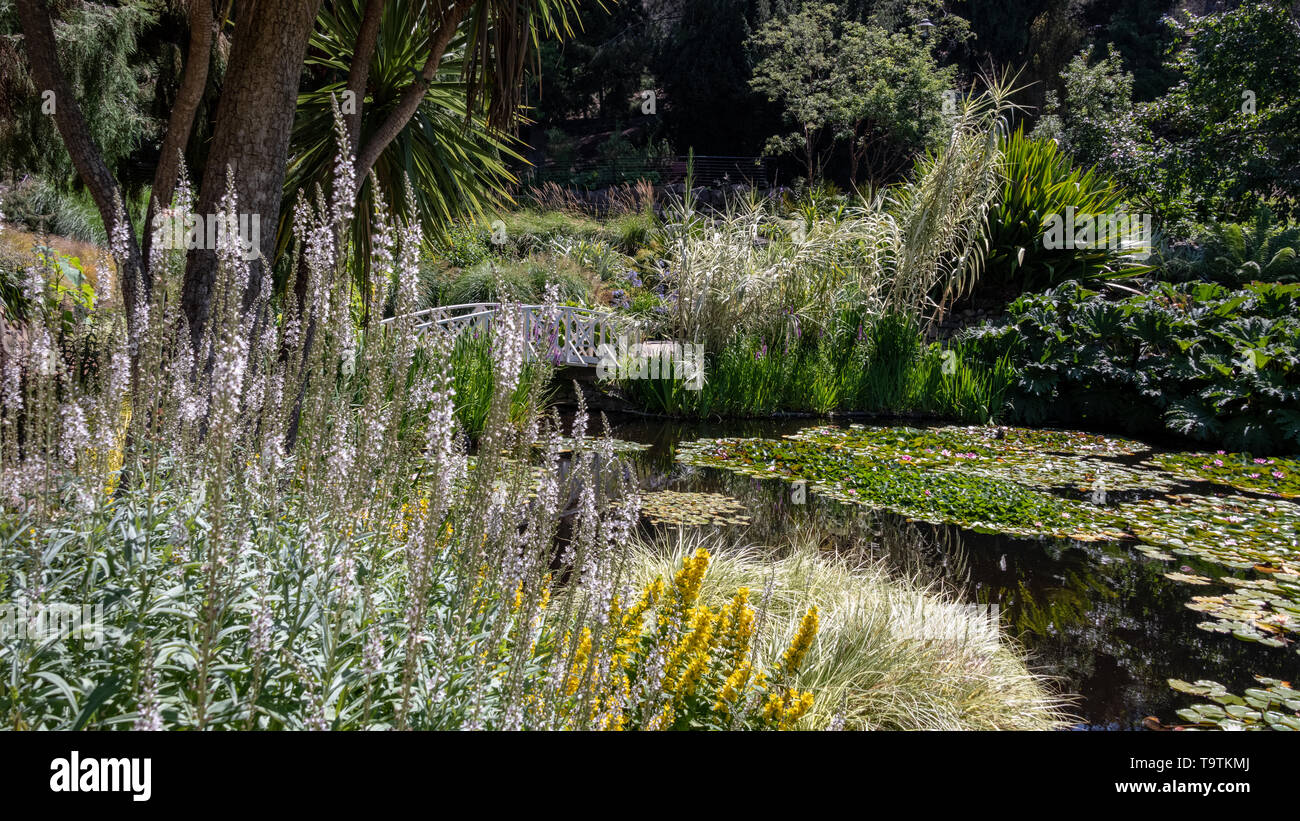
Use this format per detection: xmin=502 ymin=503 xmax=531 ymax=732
xmin=1029 ymin=44 xmax=1135 ymax=170
xmin=832 ymin=21 xmax=952 ymax=186
xmin=749 ymin=3 xmax=843 ymax=182
xmin=750 ymin=3 xmax=953 ymax=186
xmin=286 ymin=0 xmax=521 ymax=319
xmin=1146 ymin=1 xmax=1300 ymax=222
xmin=1032 ymin=1 xmax=1300 ymax=226
xmin=14 ymin=0 xmax=578 ymax=344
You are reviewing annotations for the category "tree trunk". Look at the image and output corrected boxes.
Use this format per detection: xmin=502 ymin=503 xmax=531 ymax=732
xmin=345 ymin=0 xmax=387 ymax=156
xmin=15 ymin=0 xmax=145 ymax=327
xmin=181 ymin=0 xmax=323 ymax=348
xmin=354 ymin=0 xmax=472 ymax=180
xmin=142 ymin=0 xmax=215 ymax=266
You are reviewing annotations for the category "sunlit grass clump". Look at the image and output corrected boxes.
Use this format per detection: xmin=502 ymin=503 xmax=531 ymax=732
xmin=624 ymin=529 xmax=1073 ymax=730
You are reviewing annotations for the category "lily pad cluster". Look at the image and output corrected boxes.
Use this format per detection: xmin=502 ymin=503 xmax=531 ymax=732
xmin=1186 ymin=574 xmax=1300 ymax=650
xmin=1145 ymin=452 xmax=1300 ymax=498
xmin=639 ymin=491 xmax=751 ymax=527
xmin=1117 ymin=494 xmax=1300 ymax=573
xmin=782 ymin=425 xmax=1168 ymax=492
xmin=675 ymin=431 xmax=1128 ymax=540
xmin=674 ymin=423 xmax=1300 ymax=664
xmin=551 ymin=437 xmax=652 ymax=455
xmin=1168 ymin=677 xmax=1300 ymax=730
xmin=946 ymin=426 xmax=1148 ymax=457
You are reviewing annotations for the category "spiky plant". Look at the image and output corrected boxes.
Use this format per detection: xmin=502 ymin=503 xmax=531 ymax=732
xmin=977 ymin=127 xmax=1150 ymax=299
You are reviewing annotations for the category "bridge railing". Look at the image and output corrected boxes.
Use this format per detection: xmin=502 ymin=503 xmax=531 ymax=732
xmin=381 ymin=303 xmax=629 ymax=367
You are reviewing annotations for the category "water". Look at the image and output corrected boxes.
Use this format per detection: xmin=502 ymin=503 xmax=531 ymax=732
xmin=606 ymin=416 xmax=1300 ymax=730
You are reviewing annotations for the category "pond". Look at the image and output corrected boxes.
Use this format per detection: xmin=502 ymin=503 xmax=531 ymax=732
xmin=604 ymin=416 xmax=1300 ymax=730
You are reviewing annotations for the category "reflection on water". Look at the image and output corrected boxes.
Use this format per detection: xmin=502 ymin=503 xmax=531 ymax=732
xmin=607 ymin=416 xmax=1300 ymax=730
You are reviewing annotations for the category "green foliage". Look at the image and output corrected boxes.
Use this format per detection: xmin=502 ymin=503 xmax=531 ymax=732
xmin=613 ymin=312 xmax=1012 ymax=424
xmin=434 ymin=222 xmax=493 ymax=269
xmin=431 ymin=255 xmax=597 ymax=309
xmin=1029 ymin=44 xmax=1136 ymax=173
xmin=854 ymin=311 xmax=920 ymax=412
xmin=446 ymin=334 xmax=550 ymax=438
xmin=965 ymin=279 xmax=1300 ymax=451
xmin=748 ymin=3 xmax=952 ymax=184
xmin=1054 ymin=2 xmax=1300 ymax=225
xmin=489 ymin=207 xmax=655 ymax=257
xmin=0 ymin=1 xmax=157 ymax=186
xmin=0 ymin=242 xmax=97 ymax=323
xmin=1151 ymin=2 xmax=1300 ymax=222
xmin=0 ymin=178 xmax=110 ymax=245
xmin=283 ymin=0 xmax=522 ymax=301
xmin=1157 ymin=207 xmax=1300 ymax=285
xmin=979 ymin=129 xmax=1149 ymax=296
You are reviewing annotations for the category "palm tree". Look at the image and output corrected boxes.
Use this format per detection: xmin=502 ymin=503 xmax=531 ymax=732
xmin=284 ymin=0 xmax=527 ymax=320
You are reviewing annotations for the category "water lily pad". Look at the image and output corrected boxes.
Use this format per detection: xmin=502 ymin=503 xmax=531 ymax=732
xmin=1146 ymin=452 xmax=1300 ymax=498
xmin=1164 ymin=571 xmax=1213 ymax=585
xmin=640 ymin=490 xmax=750 ymax=527
xmin=675 ymin=429 xmax=1129 ymax=541
xmin=1168 ymin=676 xmax=1300 ymax=730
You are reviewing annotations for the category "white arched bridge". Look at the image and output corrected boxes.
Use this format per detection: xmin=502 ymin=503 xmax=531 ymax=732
xmin=381 ymin=302 xmax=626 ymax=367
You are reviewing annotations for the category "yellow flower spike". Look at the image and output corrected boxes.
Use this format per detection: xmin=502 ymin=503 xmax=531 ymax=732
xmin=778 ymin=606 xmax=819 ymax=678
xmin=713 ymin=659 xmax=753 ymax=716
xmin=761 ymin=692 xmax=784 ymax=724
xmin=564 ymin=627 xmax=594 ymax=697
xmin=650 ymin=701 xmax=676 ymax=731
xmin=664 ymin=605 xmax=715 ymax=700
xmin=670 ymin=547 xmax=710 ymax=608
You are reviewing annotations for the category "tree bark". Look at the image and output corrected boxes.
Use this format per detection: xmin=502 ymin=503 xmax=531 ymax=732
xmin=15 ymin=0 xmax=145 ymax=327
xmin=181 ymin=0 xmax=324 ymax=347
xmin=142 ymin=0 xmax=216 ymax=266
xmin=345 ymin=0 xmax=387 ymax=156
xmin=354 ymin=0 xmax=473 ymax=180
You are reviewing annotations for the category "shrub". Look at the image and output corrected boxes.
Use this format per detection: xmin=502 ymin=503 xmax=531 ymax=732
xmin=431 ymin=221 xmax=492 ymax=269
xmin=1155 ymin=207 xmax=1300 ymax=286
xmin=976 ymin=129 xmax=1150 ymax=299
xmin=964 ymin=279 xmax=1300 ymax=451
